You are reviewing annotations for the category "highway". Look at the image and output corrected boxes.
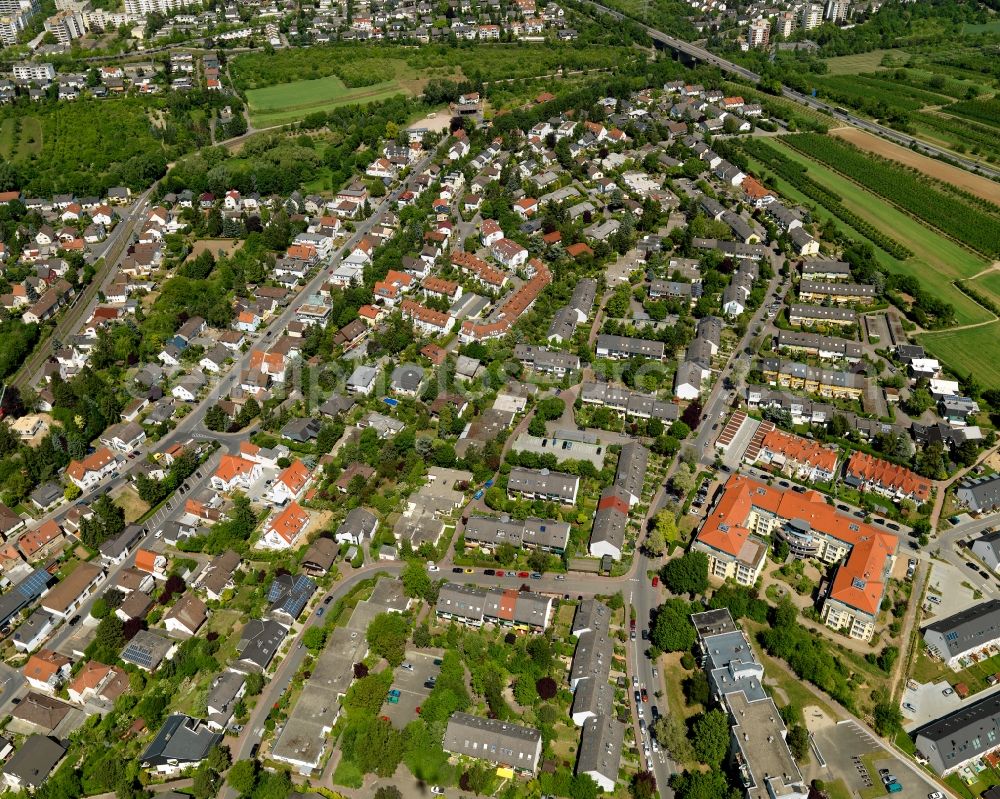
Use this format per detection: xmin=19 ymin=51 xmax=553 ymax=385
xmin=579 ymin=0 xmax=1000 ymax=182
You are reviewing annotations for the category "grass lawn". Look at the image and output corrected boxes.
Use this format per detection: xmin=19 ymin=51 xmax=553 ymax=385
xmin=0 ymin=116 xmax=43 ymax=161
xmin=332 ymin=759 xmax=364 ymax=788
xmin=919 ymin=322 xmax=1000 ymax=389
xmin=823 ymin=50 xmax=904 ymax=74
xmin=111 ymin=485 xmax=149 ymax=523
xmin=771 ymin=138 xmax=991 ymax=326
xmin=246 ymin=75 xmax=408 ymax=127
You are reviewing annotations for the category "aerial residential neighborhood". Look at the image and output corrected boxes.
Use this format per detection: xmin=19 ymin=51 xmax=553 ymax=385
xmin=0 ymin=0 xmax=998 ymax=792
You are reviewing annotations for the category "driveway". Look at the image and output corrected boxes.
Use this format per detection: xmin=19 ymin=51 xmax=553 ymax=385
xmin=901 ymin=680 xmax=961 ymax=731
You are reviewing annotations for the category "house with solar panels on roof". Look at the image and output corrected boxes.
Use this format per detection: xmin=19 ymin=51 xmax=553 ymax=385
xmin=923 ymin=599 xmax=1000 ymax=669
xmin=0 ymin=569 xmax=52 ymax=630
xmin=120 ymin=630 xmax=176 ymax=672
xmin=267 ymin=574 xmax=316 ymax=627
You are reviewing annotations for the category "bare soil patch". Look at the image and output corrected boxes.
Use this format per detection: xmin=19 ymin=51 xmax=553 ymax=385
xmin=186 ymin=239 xmax=244 ymax=261
xmin=829 ymin=126 xmax=1000 ymax=204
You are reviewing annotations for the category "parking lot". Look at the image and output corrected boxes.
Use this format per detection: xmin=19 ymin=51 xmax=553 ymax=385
xmin=812 ymin=721 xmax=946 ymax=799
xmin=380 ymin=651 xmax=441 ymax=729
xmin=900 ymin=680 xmax=960 ymax=731
xmin=925 ymin=562 xmax=977 ymax=621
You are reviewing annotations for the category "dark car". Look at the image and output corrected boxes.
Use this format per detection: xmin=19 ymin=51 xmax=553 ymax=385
xmin=452 ymin=567 xmax=464 ymax=573
xmin=484 ymin=569 xmax=496 ymax=576
xmin=324 ymin=596 xmax=334 ymax=605
xmin=69 ymin=615 xmax=81 ymax=626
xmin=967 ymin=561 xmax=978 ymax=570
xmin=651 ymin=705 xmax=660 ymax=720
xmin=634 ymin=690 xmax=641 ymax=704
xmin=641 ymin=629 xmax=649 ymax=640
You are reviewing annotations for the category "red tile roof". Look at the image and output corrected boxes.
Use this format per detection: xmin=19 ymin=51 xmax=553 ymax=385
xmin=846 ymin=451 xmax=931 ymax=501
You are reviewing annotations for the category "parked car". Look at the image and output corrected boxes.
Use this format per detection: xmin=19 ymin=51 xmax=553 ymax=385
xmin=452 ymin=567 xmax=463 ymax=573
xmin=942 ymin=687 xmax=954 ymax=696
xmin=484 ymin=569 xmax=496 ymax=576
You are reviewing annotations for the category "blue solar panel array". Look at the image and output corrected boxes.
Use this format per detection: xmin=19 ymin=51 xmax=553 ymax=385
xmin=122 ymin=643 xmax=155 ymax=669
xmin=18 ymin=569 xmax=51 ymax=600
xmin=267 ymin=574 xmax=316 ymax=619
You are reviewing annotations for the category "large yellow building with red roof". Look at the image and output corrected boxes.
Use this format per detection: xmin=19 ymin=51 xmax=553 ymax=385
xmin=693 ymin=475 xmax=897 ymax=641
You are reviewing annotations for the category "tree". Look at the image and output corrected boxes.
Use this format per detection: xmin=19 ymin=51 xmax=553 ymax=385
xmin=302 ymin=626 xmax=327 ymax=652
xmin=353 ymin=662 xmax=369 ymax=678
xmin=570 ymin=774 xmax=600 ymax=799
xmin=374 ymin=789 xmax=403 ymax=799
xmin=226 ymin=759 xmax=257 ymax=795
xmin=205 ymin=404 xmax=229 ymax=432
xmin=513 ymin=676 xmax=538 ymax=706
xmin=662 ymin=551 xmax=709 ymax=596
xmin=670 ymin=770 xmax=736 ymax=799
xmin=682 ymin=670 xmax=710 ymax=706
xmin=691 ymin=708 xmax=730 ymax=766
xmin=645 ymin=523 xmax=666 ymax=556
xmin=366 ymin=612 xmax=411 ymax=666
xmin=401 ymin=560 xmax=434 ymax=602
xmin=872 ymin=693 xmax=903 ymax=737
xmin=536 ymin=676 xmax=557 ymax=699
xmin=651 ymin=598 xmax=696 ymax=653
xmin=631 ymin=771 xmax=657 ymax=799
xmin=786 ymin=724 xmax=809 ymax=761
xmin=652 ymin=714 xmax=694 ymax=763
xmin=245 ymin=671 xmax=264 ymax=695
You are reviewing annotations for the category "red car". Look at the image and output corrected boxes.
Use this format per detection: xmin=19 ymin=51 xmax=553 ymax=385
xmin=496 ymin=570 xmax=505 ymax=577
xmin=518 ymin=571 xmax=530 ymax=578
xmin=641 ymin=688 xmax=649 ymax=703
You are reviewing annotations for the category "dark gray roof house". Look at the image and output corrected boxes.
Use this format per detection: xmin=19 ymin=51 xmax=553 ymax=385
xmin=390 ymin=364 xmax=424 ymax=395
xmin=1 ymin=736 xmax=66 ymax=791
xmin=613 ymin=442 xmax=648 ymax=505
xmin=957 ymin=474 xmax=1000 ymax=514
xmin=972 ymin=531 xmax=1000 ymax=573
xmin=140 ymin=715 xmax=222 ymax=773
xmin=29 ymin=482 xmax=62 ymax=511
xmin=443 ymin=712 xmax=542 ymax=774
xmin=281 ymin=418 xmax=322 ymax=443
xmin=923 ymin=599 xmax=1000 ymax=666
xmin=99 ymin=524 xmax=144 ymax=564
xmin=234 ymin=619 xmax=286 ymax=673
xmin=507 ymin=467 xmax=579 ymax=505
xmin=206 ymin=671 xmax=245 ymax=732
xmin=576 ymin=715 xmax=625 ymax=792
xmin=334 ymin=507 xmax=378 ymax=546
xmin=915 ymin=693 xmax=1000 ymax=774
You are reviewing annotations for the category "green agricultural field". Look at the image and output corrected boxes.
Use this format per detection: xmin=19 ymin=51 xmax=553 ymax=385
xmin=823 ymin=49 xmax=904 ymax=74
xmin=969 ymin=270 xmax=1000 ymax=308
xmin=246 ymin=75 xmax=408 ymax=127
xmin=770 ymin=138 xmax=991 ymax=326
xmin=920 ymin=322 xmax=1000 ymax=389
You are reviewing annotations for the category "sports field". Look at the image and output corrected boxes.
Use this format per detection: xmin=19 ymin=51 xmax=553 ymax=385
xmin=771 ymin=138 xmax=991 ymax=326
xmin=246 ymin=75 xmax=408 ymax=128
xmin=919 ymin=322 xmax=1000 ymax=389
